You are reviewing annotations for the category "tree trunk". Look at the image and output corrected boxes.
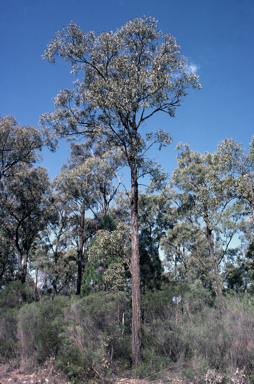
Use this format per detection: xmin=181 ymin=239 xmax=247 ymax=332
xmin=17 ymin=248 xmax=28 ymax=302
xmin=53 ymin=251 xmax=59 ymax=294
xmin=130 ymin=164 xmax=142 ymax=367
xmin=183 ymin=248 xmax=191 ymax=283
xmin=77 ymin=206 xmax=85 ymax=295
xmin=19 ymin=251 xmax=28 ymax=284
xmin=0 ymin=249 xmax=8 ymax=280
xmin=251 ymin=199 xmax=254 ymax=221
xmin=15 ymin=234 xmax=27 ymax=285
xmin=206 ymin=226 xmax=222 ymax=296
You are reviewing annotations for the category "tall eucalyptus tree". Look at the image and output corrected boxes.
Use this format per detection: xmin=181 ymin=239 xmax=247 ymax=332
xmin=40 ymin=16 xmax=201 ymax=365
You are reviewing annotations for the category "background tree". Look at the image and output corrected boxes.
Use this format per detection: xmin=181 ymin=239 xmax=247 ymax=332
xmin=215 ymin=138 xmax=254 ymax=255
xmin=0 ymin=229 xmax=17 ymax=288
xmin=82 ymin=222 xmax=131 ymax=295
xmin=0 ymin=115 xmax=44 ymax=180
xmin=54 ymin=141 xmax=122 ymax=294
xmin=170 ymin=143 xmax=242 ymax=296
xmin=138 ymin=193 xmax=172 ymax=292
xmin=215 ymin=137 xmax=254 ymax=220
xmin=0 ymin=165 xmax=53 ymax=285
xmin=161 ymin=201 xmax=216 ymax=290
xmin=30 ymin=193 xmax=77 ymax=296
xmin=214 ymin=137 xmax=254 ymax=294
xmin=40 ymin=16 xmax=201 ymax=365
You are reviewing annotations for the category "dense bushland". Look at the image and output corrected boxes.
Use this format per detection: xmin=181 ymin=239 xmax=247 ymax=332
xmin=1 ymin=16 xmax=254 ymax=383
xmin=1 ymin=283 xmax=254 ymax=383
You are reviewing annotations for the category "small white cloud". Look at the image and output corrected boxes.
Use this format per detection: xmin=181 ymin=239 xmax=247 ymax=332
xmin=186 ymin=63 xmax=199 ymax=74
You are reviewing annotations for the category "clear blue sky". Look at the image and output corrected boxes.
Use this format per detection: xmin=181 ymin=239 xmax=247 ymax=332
xmin=1 ymin=0 xmax=253 ymax=183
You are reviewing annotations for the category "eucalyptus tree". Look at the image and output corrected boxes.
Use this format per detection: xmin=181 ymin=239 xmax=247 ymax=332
xmin=213 ymin=137 xmax=252 ymax=212
xmin=0 ymin=116 xmax=52 ymax=288
xmin=0 ymin=165 xmax=53 ymax=285
xmin=40 ymin=16 xmax=201 ymax=365
xmin=54 ymin=141 xmax=123 ymax=295
xmin=213 ymin=138 xmax=254 ymax=273
xmin=161 ymin=202 xmax=216 ymax=290
xmin=138 ymin=193 xmax=173 ymax=291
xmin=82 ymin=222 xmax=131 ymax=295
xmin=171 ymin=143 xmax=243 ymax=296
xmin=31 ymin=193 xmax=77 ymax=295
xmin=0 ymin=229 xmax=17 ymax=288
xmin=0 ymin=115 xmax=45 ymax=180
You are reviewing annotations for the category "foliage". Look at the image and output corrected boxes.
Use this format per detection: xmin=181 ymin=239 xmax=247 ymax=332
xmin=53 ymin=141 xmax=123 ymax=295
xmin=82 ymin=223 xmax=131 ymax=294
xmin=0 ymin=307 xmax=18 ymax=361
xmin=0 ymin=280 xmax=35 ymax=309
xmin=168 ymin=142 xmax=245 ymax=296
xmin=41 ymin=17 xmax=200 ymax=150
xmin=0 ymin=230 xmax=17 ymax=288
xmin=0 ymin=287 xmax=254 ymax=382
xmin=18 ymin=297 xmax=66 ymax=367
xmin=0 ymin=164 xmax=53 ymax=284
xmin=138 ymin=193 xmax=172 ymax=292
xmin=139 ymin=229 xmax=163 ymax=292
xmin=0 ymin=115 xmax=44 ymax=179
xmin=56 ymin=292 xmax=131 ymax=382
xmin=30 ymin=195 xmax=77 ymax=296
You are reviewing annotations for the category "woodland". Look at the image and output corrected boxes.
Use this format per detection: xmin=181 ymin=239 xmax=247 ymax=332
xmin=1 ymin=17 xmax=254 ymax=384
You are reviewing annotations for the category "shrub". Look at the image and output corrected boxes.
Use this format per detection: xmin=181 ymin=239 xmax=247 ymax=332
xmin=142 ymin=288 xmax=184 ymax=362
xmin=18 ymin=296 xmax=67 ymax=368
xmin=0 ymin=280 xmax=35 ymax=309
xmin=178 ymin=295 xmax=254 ymax=375
xmin=0 ymin=308 xmax=18 ymax=361
xmin=141 ymin=287 xmax=254 ymax=381
xmin=56 ymin=291 xmax=131 ymax=382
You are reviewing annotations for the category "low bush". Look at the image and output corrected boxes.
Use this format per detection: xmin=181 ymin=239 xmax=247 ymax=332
xmin=179 ymin=295 xmax=254 ymax=374
xmin=1 ymin=284 xmax=254 ymax=383
xmin=56 ymin=291 xmax=131 ymax=382
xmin=141 ymin=286 xmax=254 ymax=380
xmin=0 ymin=280 xmax=35 ymax=309
xmin=0 ymin=308 xmax=18 ymax=361
xmin=18 ymin=296 xmax=67 ymax=368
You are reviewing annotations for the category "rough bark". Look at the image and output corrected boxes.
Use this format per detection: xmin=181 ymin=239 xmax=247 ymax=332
xmin=13 ymin=232 xmax=27 ymax=285
xmin=251 ymin=200 xmax=254 ymax=221
xmin=193 ymin=248 xmax=218 ymax=295
xmin=18 ymin=250 xmax=28 ymax=285
xmin=77 ymin=206 xmax=85 ymax=295
xmin=183 ymin=248 xmax=191 ymax=283
xmin=0 ymin=249 xmax=9 ymax=280
xmin=206 ymin=226 xmax=222 ymax=296
xmin=52 ymin=250 xmax=59 ymax=294
xmin=130 ymin=163 xmax=142 ymax=367
xmin=203 ymin=205 xmax=222 ymax=296
xmin=17 ymin=247 xmax=28 ymax=302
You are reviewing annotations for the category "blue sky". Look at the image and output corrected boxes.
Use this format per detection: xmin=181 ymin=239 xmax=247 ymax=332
xmin=1 ymin=0 xmax=253 ymax=184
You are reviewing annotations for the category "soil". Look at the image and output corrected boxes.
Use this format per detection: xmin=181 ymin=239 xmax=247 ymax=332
xmin=0 ymin=363 xmax=70 ymax=384
xmin=0 ymin=364 xmax=162 ymax=384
